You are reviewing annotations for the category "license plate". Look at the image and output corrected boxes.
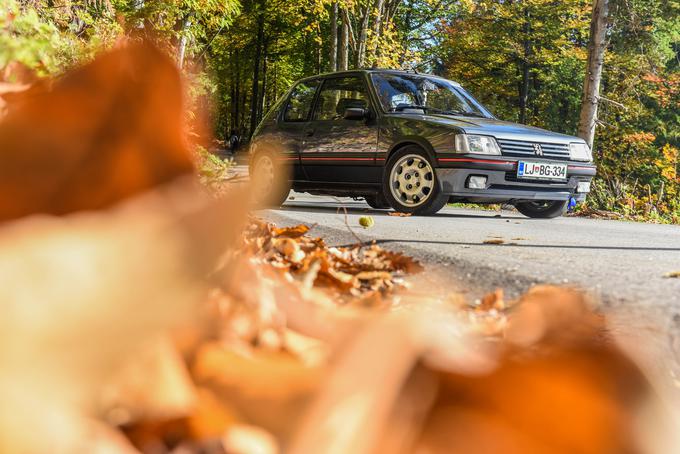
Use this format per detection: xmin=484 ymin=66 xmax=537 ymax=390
xmin=517 ymin=161 xmax=567 ymax=180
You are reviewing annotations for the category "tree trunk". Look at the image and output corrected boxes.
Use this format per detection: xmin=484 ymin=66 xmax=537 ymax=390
xmin=234 ymin=49 xmax=241 ymax=134
xmin=177 ymin=16 xmax=192 ymax=69
xmin=341 ymin=7 xmax=357 ymax=62
xmin=316 ymin=35 xmax=322 ymax=73
xmin=249 ymin=10 xmax=265 ymax=137
xmin=272 ymin=62 xmax=278 ymax=103
xmin=329 ymin=2 xmax=338 ymax=72
xmin=370 ymin=0 xmax=385 ymax=64
xmin=229 ymin=50 xmax=236 ymax=136
xmin=518 ymin=7 xmax=531 ymax=124
xmin=356 ymin=5 xmax=371 ymax=68
xmin=578 ymin=0 xmax=609 ymax=149
xmin=339 ymin=13 xmax=349 ymax=71
xmin=259 ymin=43 xmax=267 ymax=120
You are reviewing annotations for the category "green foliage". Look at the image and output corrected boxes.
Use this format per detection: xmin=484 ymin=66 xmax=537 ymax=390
xmin=437 ymin=0 xmax=680 ymax=222
xmin=0 ymin=0 xmax=121 ymax=76
xmin=194 ymin=145 xmax=235 ymax=188
xmin=437 ymin=0 xmax=590 ymax=126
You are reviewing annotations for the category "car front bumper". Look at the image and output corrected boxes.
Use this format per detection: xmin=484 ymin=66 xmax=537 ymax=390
xmin=435 ymin=157 xmax=596 ymax=203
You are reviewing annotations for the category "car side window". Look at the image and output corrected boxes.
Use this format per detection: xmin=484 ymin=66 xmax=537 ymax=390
xmin=313 ymin=76 xmax=368 ymax=121
xmin=283 ymin=80 xmax=319 ymax=122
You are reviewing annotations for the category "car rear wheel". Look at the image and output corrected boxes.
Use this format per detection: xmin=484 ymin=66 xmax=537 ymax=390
xmin=250 ymin=152 xmax=290 ymax=207
xmin=364 ymin=193 xmax=390 ymax=209
xmin=382 ymin=146 xmax=448 ymax=215
xmin=515 ymin=200 xmax=568 ymax=219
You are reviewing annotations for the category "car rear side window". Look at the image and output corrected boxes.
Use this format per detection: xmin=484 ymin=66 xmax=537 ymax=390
xmin=283 ymin=80 xmax=319 ymax=122
xmin=313 ymin=76 xmax=368 ymax=121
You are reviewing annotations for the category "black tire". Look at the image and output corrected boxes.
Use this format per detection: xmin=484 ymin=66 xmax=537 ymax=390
xmin=249 ymin=152 xmax=291 ymax=207
xmin=364 ymin=193 xmax=390 ymax=209
xmin=515 ymin=200 xmax=568 ymax=219
xmin=382 ymin=146 xmax=448 ymax=215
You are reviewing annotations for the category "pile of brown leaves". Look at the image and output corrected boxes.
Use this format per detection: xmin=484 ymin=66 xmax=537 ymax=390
xmin=567 ymin=206 xmax=624 ymax=220
xmin=0 ymin=41 xmax=675 ymax=454
xmin=241 ymin=217 xmax=423 ymax=306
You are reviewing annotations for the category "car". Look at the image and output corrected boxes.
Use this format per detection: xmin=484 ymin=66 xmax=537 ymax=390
xmin=248 ymin=69 xmax=596 ymax=218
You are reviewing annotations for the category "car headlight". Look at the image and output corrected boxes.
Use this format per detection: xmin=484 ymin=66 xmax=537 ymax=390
xmin=569 ymin=142 xmax=592 ymax=162
xmin=454 ymin=134 xmax=501 ymax=155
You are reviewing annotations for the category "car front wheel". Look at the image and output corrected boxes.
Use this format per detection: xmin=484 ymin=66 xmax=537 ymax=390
xmin=382 ymin=146 xmax=448 ymax=215
xmin=514 ymin=200 xmax=568 ymax=219
xmin=250 ymin=152 xmax=290 ymax=207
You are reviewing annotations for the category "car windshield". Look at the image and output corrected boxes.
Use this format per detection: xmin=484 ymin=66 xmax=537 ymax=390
xmin=370 ymin=72 xmax=489 ymax=117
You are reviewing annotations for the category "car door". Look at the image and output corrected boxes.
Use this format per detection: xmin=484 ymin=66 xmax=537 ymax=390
xmin=300 ymin=75 xmax=379 ymax=183
xmin=275 ymin=78 xmax=320 ymax=181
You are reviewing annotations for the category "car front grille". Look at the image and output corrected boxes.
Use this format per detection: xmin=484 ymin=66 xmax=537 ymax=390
xmin=497 ymin=138 xmax=570 ymax=161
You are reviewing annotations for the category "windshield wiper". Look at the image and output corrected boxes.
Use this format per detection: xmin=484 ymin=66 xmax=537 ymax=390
xmin=443 ymin=110 xmax=486 ymax=118
xmin=390 ymin=104 xmax=428 ymax=112
xmin=390 ymin=105 xmax=486 ymax=117
xmin=390 ymin=105 xmax=447 ymax=114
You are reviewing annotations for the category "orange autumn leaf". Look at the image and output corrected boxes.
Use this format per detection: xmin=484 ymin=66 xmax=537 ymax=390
xmin=272 ymin=224 xmax=311 ymax=238
xmin=414 ymin=287 xmax=646 ymax=454
xmin=0 ymin=42 xmax=193 ymax=222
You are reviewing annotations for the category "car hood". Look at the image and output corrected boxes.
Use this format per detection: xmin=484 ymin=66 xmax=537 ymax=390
xmin=408 ymin=113 xmax=582 ymax=144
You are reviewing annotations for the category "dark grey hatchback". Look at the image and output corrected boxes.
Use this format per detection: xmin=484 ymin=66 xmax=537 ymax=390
xmin=249 ymin=69 xmax=596 ymax=218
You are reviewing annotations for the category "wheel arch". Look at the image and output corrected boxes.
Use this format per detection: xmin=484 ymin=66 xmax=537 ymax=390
xmin=248 ymin=137 xmax=288 ymax=175
xmin=385 ymin=138 xmax=437 ymax=164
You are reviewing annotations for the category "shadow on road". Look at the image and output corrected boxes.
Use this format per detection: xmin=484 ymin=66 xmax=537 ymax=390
xmin=340 ymin=238 xmax=680 ymax=252
xmin=279 ymin=203 xmax=522 ymax=220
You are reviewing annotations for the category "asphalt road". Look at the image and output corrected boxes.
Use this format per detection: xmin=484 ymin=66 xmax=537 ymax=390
xmin=261 ymin=192 xmax=680 ymax=399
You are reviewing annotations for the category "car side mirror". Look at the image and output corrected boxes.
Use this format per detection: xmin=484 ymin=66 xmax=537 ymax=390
xmin=343 ymin=107 xmax=368 ymax=120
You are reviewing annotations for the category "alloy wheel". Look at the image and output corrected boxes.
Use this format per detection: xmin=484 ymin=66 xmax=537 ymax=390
xmin=389 ymin=153 xmax=435 ymax=207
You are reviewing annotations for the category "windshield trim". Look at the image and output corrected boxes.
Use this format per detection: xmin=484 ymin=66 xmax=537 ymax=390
xmin=369 ymin=72 xmax=494 ymax=119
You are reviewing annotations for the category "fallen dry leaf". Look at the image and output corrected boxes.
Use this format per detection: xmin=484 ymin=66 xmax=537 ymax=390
xmin=222 ymin=424 xmax=279 ymax=454
xmin=388 ymin=212 xmax=412 ymax=217
xmin=0 ymin=41 xmax=193 ymax=221
xmin=412 ymin=286 xmax=648 ymax=454
xmin=483 ymin=238 xmax=505 ymax=245
xmin=0 ymin=179 xmax=247 ymax=453
xmin=479 ymin=288 xmax=505 ymax=311
xmin=272 ymin=224 xmax=310 ymax=238
xmin=663 ymin=271 xmax=680 ymax=278
xmin=100 ymin=336 xmax=196 ymax=426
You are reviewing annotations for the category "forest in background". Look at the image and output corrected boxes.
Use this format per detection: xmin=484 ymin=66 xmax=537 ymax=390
xmin=0 ymin=0 xmax=678 ymax=221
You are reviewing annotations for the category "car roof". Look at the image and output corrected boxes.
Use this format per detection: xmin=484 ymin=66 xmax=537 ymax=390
xmin=297 ymin=69 xmax=462 ymax=86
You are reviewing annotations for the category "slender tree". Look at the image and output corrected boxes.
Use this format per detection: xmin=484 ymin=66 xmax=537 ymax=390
xmin=356 ymin=4 xmax=371 ymax=67
xmin=518 ymin=7 xmax=531 ymax=124
xmin=177 ymin=16 xmax=192 ymax=69
xmin=339 ymin=11 xmax=349 ymax=70
xmin=330 ymin=2 xmax=338 ymax=72
xmin=578 ymin=0 xmax=610 ymax=149
xmin=371 ymin=0 xmax=386 ymax=64
xmin=249 ymin=4 xmax=265 ymax=136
